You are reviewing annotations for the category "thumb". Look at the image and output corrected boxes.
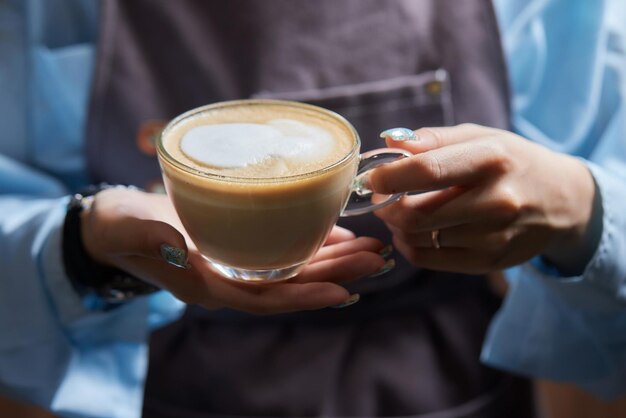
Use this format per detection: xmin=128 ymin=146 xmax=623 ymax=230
xmin=103 ymin=217 xmax=190 ymax=268
xmin=380 ymin=124 xmax=489 ymax=153
xmin=137 ymin=219 xmax=190 ymax=267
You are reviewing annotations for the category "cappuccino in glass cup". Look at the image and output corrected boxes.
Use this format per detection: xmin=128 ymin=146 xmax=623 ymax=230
xmin=157 ymin=100 xmax=407 ymax=282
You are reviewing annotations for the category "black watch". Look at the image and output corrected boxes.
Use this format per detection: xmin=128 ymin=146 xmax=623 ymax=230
xmin=62 ymin=184 xmax=160 ymax=305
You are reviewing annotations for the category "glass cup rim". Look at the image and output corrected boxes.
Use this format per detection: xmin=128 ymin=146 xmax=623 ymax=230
xmin=156 ymin=99 xmax=361 ymax=184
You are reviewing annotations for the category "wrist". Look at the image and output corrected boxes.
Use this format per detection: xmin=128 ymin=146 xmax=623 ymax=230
xmin=542 ymin=157 xmax=602 ymax=276
xmin=63 ymin=184 xmax=160 ymax=305
xmin=79 ymin=194 xmax=115 ymax=268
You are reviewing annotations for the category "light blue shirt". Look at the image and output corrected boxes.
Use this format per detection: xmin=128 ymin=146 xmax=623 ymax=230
xmin=0 ymin=4 xmax=184 ymax=417
xmin=0 ymin=0 xmax=624 ymax=417
xmin=483 ymin=0 xmax=626 ymax=398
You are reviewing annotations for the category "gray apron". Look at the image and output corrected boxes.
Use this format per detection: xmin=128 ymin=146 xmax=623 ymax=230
xmin=86 ymin=1 xmax=533 ymax=417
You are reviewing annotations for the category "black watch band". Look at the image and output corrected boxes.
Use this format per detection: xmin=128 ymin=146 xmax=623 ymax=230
xmin=62 ymin=184 xmax=160 ymax=305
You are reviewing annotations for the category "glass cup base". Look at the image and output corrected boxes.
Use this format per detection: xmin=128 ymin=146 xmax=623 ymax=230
xmin=205 ymin=258 xmax=307 ymax=283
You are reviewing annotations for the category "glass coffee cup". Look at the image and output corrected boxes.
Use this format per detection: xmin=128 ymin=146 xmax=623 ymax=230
xmin=157 ymin=99 xmax=409 ymax=282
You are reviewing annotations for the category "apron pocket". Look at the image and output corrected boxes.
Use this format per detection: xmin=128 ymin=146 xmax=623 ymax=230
xmin=253 ymin=69 xmax=454 ymax=152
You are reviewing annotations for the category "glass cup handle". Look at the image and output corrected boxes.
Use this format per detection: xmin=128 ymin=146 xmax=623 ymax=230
xmin=341 ymin=149 xmax=412 ymax=217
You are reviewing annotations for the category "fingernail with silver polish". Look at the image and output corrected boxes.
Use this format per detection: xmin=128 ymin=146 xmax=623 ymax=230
xmin=160 ymin=244 xmax=191 ymax=269
xmin=371 ymin=259 xmax=396 ymax=278
xmin=332 ymin=293 xmax=360 ymax=309
xmin=379 ymin=244 xmax=394 ymax=259
xmin=380 ymin=127 xmax=418 ymax=142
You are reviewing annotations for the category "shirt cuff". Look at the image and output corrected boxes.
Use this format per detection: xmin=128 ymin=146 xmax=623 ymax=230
xmin=40 ymin=196 xmax=91 ymax=324
xmin=583 ymin=161 xmax=626 ymax=300
xmin=40 ymin=197 xmax=185 ymax=332
xmin=527 ymin=161 xmax=626 ymax=298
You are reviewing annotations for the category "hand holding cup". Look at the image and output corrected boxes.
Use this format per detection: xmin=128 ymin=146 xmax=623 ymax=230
xmin=370 ymin=124 xmax=597 ymax=275
xmin=80 ymin=187 xmax=386 ymax=314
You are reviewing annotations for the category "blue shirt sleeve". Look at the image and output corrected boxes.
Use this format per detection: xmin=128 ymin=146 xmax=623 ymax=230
xmin=0 ymin=2 xmax=184 ymax=417
xmin=484 ymin=0 xmax=626 ymax=398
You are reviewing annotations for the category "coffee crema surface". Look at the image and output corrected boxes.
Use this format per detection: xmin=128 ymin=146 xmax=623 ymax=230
xmin=164 ymin=103 xmax=355 ymax=178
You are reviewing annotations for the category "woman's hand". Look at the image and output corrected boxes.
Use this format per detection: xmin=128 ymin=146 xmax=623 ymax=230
xmin=79 ymin=188 xmax=386 ymax=314
xmin=370 ymin=124 xmax=598 ymax=275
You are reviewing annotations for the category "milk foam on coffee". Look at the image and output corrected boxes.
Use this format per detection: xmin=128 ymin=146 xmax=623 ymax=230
xmin=164 ymin=103 xmax=354 ymax=179
xmin=181 ymin=119 xmax=335 ymax=174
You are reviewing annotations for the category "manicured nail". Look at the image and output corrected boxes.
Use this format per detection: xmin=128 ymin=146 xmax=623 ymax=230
xmin=380 ymin=127 xmax=418 ymax=142
xmin=160 ymin=244 xmax=191 ymax=269
xmin=370 ymin=259 xmax=396 ymax=277
xmin=332 ymin=293 xmax=360 ymax=309
xmin=379 ymin=244 xmax=394 ymax=259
